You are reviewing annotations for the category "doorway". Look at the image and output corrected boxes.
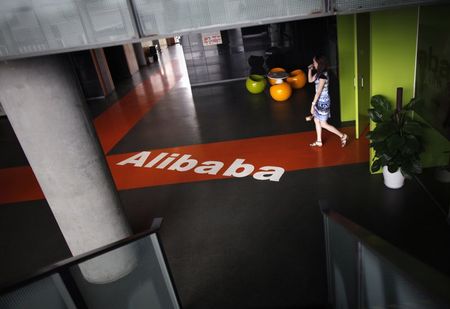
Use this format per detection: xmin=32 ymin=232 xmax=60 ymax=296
xmin=355 ymin=13 xmax=371 ymax=138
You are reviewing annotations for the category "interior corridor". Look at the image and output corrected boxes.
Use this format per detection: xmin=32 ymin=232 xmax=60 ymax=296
xmin=1 ymin=45 xmax=449 ymax=308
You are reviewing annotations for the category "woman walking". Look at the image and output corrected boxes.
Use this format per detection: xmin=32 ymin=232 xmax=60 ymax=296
xmin=306 ymin=55 xmax=348 ymax=147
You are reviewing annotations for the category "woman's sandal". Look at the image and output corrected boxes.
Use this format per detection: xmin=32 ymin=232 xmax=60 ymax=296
xmin=310 ymin=141 xmax=322 ymax=147
xmin=341 ymin=134 xmax=348 ymax=147
xmin=305 ymin=115 xmax=313 ymax=122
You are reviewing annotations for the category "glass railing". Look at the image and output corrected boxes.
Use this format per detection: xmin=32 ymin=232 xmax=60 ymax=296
xmin=321 ymin=201 xmax=450 ymax=309
xmin=333 ymin=0 xmax=439 ymax=14
xmin=0 ymin=218 xmax=181 ymax=309
xmin=1 ymin=1 xmax=445 ymax=61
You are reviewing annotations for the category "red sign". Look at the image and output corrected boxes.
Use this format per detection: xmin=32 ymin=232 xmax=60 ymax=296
xmin=202 ymin=31 xmax=222 ymax=46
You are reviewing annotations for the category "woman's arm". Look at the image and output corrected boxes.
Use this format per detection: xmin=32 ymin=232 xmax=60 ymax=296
xmin=308 ymin=66 xmax=315 ymax=83
xmin=310 ymin=78 xmax=325 ymax=114
xmin=313 ymin=78 xmax=325 ymax=103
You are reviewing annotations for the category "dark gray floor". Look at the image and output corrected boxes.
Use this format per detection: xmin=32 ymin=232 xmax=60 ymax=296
xmin=87 ymin=56 xmax=168 ymax=119
xmin=0 ymin=199 xmax=70 ymax=285
xmin=2 ymin=162 xmax=449 ymax=308
xmin=0 ymin=117 xmax=29 ymax=168
xmin=416 ymin=168 xmax=450 ymax=216
xmin=109 ymin=79 xmax=342 ymax=155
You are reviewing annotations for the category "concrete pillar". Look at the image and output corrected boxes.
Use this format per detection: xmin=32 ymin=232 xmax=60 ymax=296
xmin=123 ymin=43 xmax=139 ymax=75
xmin=227 ymin=29 xmax=244 ymax=53
xmin=91 ymin=48 xmax=115 ymax=96
xmin=132 ymin=43 xmax=148 ymax=67
xmin=0 ymin=55 xmax=137 ymax=284
xmin=283 ymin=23 xmax=293 ymax=48
xmin=269 ymin=24 xmax=282 ymax=47
xmin=0 ymin=102 xmax=5 ymax=116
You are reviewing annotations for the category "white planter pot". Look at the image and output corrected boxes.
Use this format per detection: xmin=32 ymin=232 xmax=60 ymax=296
xmin=382 ymin=166 xmax=405 ymax=189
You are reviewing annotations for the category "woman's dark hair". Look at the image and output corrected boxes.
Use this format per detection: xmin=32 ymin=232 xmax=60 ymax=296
xmin=314 ymin=54 xmax=328 ymax=77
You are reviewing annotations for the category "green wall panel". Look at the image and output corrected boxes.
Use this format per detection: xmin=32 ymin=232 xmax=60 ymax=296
xmin=337 ymin=15 xmax=356 ymax=122
xmin=340 ymin=5 xmax=449 ymax=173
xmin=369 ymin=7 xmax=419 ymax=170
xmin=370 ymin=8 xmax=418 ymax=104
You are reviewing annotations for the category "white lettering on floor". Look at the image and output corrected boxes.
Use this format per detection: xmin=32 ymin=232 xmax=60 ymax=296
xmin=117 ymin=151 xmax=284 ymax=182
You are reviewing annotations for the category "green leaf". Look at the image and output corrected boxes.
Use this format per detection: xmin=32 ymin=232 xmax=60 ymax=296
xmin=380 ymin=153 xmax=393 ymax=162
xmin=371 ymin=122 xmax=397 ymax=142
xmin=371 ymin=159 xmax=381 ymax=172
xmin=403 ymin=121 xmax=423 ymax=136
xmin=387 ymin=134 xmax=405 ymax=153
xmin=402 ymin=135 xmax=421 ymax=155
xmin=400 ymin=159 xmax=415 ymax=178
xmin=388 ymin=163 xmax=399 ymax=173
xmin=368 ymin=109 xmax=383 ymax=123
xmin=368 ymin=131 xmax=383 ymax=142
xmin=379 ymin=156 xmax=389 ymax=167
xmin=371 ymin=95 xmax=392 ymax=112
xmin=404 ymin=97 xmax=423 ymax=111
xmin=371 ymin=95 xmax=394 ymax=121
xmin=371 ymin=141 xmax=387 ymax=154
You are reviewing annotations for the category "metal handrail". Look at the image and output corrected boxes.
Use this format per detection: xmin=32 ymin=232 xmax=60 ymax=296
xmin=320 ymin=200 xmax=450 ymax=303
xmin=0 ymin=218 xmax=163 ymax=294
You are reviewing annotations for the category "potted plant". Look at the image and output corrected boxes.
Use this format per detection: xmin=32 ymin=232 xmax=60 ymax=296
xmin=366 ymin=92 xmax=425 ymax=189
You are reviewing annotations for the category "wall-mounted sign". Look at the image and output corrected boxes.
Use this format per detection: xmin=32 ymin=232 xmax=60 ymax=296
xmin=201 ymin=31 xmax=222 ymax=46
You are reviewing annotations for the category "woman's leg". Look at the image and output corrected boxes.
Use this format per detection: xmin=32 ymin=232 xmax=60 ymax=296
xmin=314 ymin=117 xmax=322 ymax=142
xmin=320 ymin=120 xmax=348 ymax=147
xmin=319 ymin=120 xmax=344 ymax=138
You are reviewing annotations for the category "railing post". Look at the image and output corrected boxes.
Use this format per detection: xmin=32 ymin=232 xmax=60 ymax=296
xmin=319 ymin=200 xmax=334 ymax=306
xmin=59 ymin=269 xmax=89 ymax=309
xmin=357 ymin=241 xmax=363 ymax=309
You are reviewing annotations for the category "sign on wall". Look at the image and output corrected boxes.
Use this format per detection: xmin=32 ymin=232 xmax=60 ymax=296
xmin=416 ymin=5 xmax=450 ymax=141
xmin=201 ymin=31 xmax=222 ymax=46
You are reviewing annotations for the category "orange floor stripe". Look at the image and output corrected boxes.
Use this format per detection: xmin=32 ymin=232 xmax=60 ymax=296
xmin=108 ymin=127 xmax=369 ymax=190
xmin=0 ymin=52 xmax=369 ymax=205
xmin=0 ymin=167 xmax=44 ymax=204
xmin=94 ymin=59 xmax=183 ymax=154
xmin=0 ymin=128 xmax=368 ymax=205
xmin=0 ymin=59 xmax=184 ymax=205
